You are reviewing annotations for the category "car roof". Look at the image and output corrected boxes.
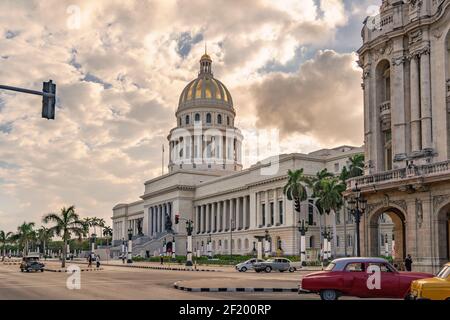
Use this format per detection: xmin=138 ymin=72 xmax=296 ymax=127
xmin=331 ymin=257 xmax=389 ymax=271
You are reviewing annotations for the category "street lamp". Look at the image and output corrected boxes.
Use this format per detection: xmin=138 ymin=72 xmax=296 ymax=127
xmin=90 ymin=233 xmax=97 ymax=254
xmin=297 ymin=219 xmax=309 ymax=265
xmin=207 ymin=233 xmax=212 ymax=259
xmin=185 ymin=220 xmax=194 ymax=266
xmin=127 ymin=228 xmax=133 ymax=263
xmin=321 ymin=226 xmax=333 ymax=261
xmin=264 ymin=230 xmax=271 ymax=258
xmin=346 ymin=183 xmax=367 ymax=257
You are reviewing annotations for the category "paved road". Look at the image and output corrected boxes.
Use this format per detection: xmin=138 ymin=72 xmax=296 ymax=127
xmin=0 ymin=262 xmax=369 ymax=300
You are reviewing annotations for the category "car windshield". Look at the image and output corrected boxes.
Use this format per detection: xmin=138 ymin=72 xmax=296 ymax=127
xmin=436 ymin=266 xmax=450 ymax=279
xmin=325 ymin=263 xmax=336 ymax=271
xmin=266 ymin=259 xmax=274 ymax=262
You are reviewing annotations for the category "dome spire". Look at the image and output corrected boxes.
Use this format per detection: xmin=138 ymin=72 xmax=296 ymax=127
xmin=199 ymin=44 xmax=212 ymax=75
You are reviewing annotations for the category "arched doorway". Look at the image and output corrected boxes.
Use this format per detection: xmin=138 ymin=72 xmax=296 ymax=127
xmin=368 ymin=207 xmax=406 ymax=264
xmin=437 ymin=204 xmax=450 ymax=266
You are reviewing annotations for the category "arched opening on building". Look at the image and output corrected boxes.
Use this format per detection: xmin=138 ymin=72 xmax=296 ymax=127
xmin=437 ymin=204 xmax=450 ymax=266
xmin=368 ymin=207 xmax=406 ymax=264
xmin=309 ymin=235 xmax=315 ymax=248
xmin=376 ymin=59 xmax=392 ymax=171
xmin=445 ymin=31 xmax=450 ymax=158
xmin=166 ymin=241 xmax=173 ymax=255
xmin=206 ymin=113 xmax=211 ymax=124
xmin=195 ymin=113 xmax=200 ymax=122
xmin=185 ymin=115 xmax=190 ymax=125
xmin=217 ymin=114 xmax=222 ymax=124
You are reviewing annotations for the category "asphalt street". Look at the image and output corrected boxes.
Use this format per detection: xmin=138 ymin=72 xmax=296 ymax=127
xmin=0 ymin=262 xmax=378 ymax=300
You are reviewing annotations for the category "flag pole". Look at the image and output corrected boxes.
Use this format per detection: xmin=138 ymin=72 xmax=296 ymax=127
xmin=162 ymin=144 xmax=164 ymax=175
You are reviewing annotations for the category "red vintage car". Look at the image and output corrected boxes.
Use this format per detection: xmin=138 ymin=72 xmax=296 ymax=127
xmin=299 ymin=257 xmax=433 ymax=300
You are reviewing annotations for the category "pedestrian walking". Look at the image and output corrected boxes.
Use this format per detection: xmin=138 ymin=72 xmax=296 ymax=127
xmin=87 ymin=253 xmax=92 ymax=267
xmin=96 ymin=255 xmax=101 ymax=268
xmin=405 ymin=254 xmax=413 ymax=272
xmin=160 ymin=254 xmax=164 ymax=265
xmin=121 ymin=254 xmax=126 ymax=264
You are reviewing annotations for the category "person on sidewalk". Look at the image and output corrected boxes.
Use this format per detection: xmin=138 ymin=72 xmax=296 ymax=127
xmin=160 ymin=254 xmax=164 ymax=265
xmin=95 ymin=255 xmax=101 ymax=268
xmin=87 ymin=253 xmax=92 ymax=267
xmin=121 ymin=254 xmax=126 ymax=264
xmin=404 ymin=254 xmax=413 ymax=272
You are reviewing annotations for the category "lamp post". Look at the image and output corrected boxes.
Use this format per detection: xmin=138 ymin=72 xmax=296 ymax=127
xmin=264 ymin=230 xmax=271 ymax=258
xmin=127 ymin=228 xmax=133 ymax=263
xmin=90 ymin=233 xmax=97 ymax=255
xmin=207 ymin=233 xmax=212 ymax=259
xmin=346 ymin=183 xmax=367 ymax=257
xmin=321 ymin=226 xmax=333 ymax=261
xmin=185 ymin=220 xmax=194 ymax=266
xmin=297 ymin=219 xmax=309 ymax=265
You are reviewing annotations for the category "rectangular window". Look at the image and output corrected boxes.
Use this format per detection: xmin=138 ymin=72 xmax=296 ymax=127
xmin=278 ymin=200 xmax=283 ymax=224
xmin=334 ymin=162 xmax=339 ymax=172
xmin=336 ymin=235 xmax=340 ymax=247
xmin=270 ymin=202 xmax=274 ymax=226
xmin=261 ymin=203 xmax=266 ymax=226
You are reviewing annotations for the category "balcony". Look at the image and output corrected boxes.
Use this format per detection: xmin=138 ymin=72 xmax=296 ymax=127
xmin=379 ymin=101 xmax=391 ymax=115
xmin=346 ymin=160 xmax=450 ymax=191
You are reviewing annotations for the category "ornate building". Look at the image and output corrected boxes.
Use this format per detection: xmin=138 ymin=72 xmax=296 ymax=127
xmin=111 ymin=54 xmax=364 ymax=260
xmin=348 ymin=0 xmax=450 ymax=273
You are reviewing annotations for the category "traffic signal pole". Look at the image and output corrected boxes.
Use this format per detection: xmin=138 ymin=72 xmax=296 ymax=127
xmin=0 ymin=80 xmax=56 ymax=119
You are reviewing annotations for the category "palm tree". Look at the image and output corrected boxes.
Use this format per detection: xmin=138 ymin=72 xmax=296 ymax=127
xmin=13 ymin=222 xmax=36 ymax=256
xmin=42 ymin=205 xmax=85 ymax=268
xmin=83 ymin=217 xmax=93 ymax=236
xmin=317 ymin=177 xmax=345 ymax=258
xmin=96 ymin=218 xmax=106 ymax=244
xmin=348 ymin=154 xmax=365 ymax=178
xmin=102 ymin=226 xmax=113 ymax=246
xmin=283 ymin=169 xmax=309 ymax=216
xmin=0 ymin=231 xmax=13 ymax=261
xmin=37 ymin=227 xmax=53 ymax=257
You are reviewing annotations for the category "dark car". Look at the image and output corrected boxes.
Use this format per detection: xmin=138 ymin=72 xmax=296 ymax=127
xmin=20 ymin=255 xmax=45 ymax=272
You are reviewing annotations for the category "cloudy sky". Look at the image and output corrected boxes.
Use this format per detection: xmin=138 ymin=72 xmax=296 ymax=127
xmin=0 ymin=0 xmax=380 ymax=232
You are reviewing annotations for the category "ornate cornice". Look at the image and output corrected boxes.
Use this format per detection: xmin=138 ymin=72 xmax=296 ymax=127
xmin=433 ymin=194 xmax=450 ymax=213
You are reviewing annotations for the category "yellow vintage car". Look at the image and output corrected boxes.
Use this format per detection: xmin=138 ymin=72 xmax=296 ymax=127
xmin=409 ymin=263 xmax=450 ymax=300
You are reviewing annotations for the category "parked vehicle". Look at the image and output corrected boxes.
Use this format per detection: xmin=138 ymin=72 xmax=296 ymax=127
xmin=235 ymin=258 xmax=264 ymax=272
xmin=20 ymin=254 xmax=45 ymax=273
xmin=409 ymin=262 xmax=450 ymax=300
xmin=299 ymin=257 xmax=433 ymax=300
xmin=253 ymin=258 xmax=294 ymax=273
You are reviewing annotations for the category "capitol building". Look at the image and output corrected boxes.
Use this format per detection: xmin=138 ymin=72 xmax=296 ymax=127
xmin=111 ymin=52 xmax=365 ymax=261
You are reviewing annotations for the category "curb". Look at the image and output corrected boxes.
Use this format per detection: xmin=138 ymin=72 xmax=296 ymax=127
xmin=44 ymin=268 xmax=103 ymax=272
xmin=71 ymin=261 xmax=222 ymax=272
xmin=173 ymin=282 xmax=298 ymax=293
xmin=3 ymin=262 xmax=21 ymax=265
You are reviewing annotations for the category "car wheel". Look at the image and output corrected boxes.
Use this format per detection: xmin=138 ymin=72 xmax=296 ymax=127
xmin=320 ymin=290 xmax=339 ymax=301
xmin=289 ymin=267 xmax=295 ymax=272
xmin=255 ymin=269 xmax=261 ymax=273
xmin=279 ymin=270 xmax=285 ymax=273
xmin=41 ymin=269 xmax=44 ymax=272
xmin=20 ymin=269 xmax=24 ymax=272
xmin=241 ymin=267 xmax=247 ymax=272
xmin=264 ymin=266 xmax=272 ymax=273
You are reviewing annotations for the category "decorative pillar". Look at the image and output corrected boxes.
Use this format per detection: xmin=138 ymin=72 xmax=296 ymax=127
xmin=243 ymin=195 xmax=248 ymax=230
xmin=391 ymin=55 xmax=407 ymax=162
xmin=265 ymin=190 xmax=270 ymax=227
xmin=236 ymin=197 xmax=241 ymax=230
xmin=420 ymin=48 xmax=432 ymax=152
xmin=200 ymin=205 xmax=205 ymax=233
xmin=206 ymin=203 xmax=210 ymax=233
xmin=274 ymin=188 xmax=280 ymax=225
xmin=410 ymin=55 xmax=422 ymax=153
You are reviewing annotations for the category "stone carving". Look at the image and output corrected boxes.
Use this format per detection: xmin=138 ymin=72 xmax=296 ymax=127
xmin=410 ymin=0 xmax=423 ymax=9
xmin=165 ymin=213 xmax=173 ymax=232
xmin=432 ymin=28 xmax=443 ymax=39
xmin=392 ymin=56 xmax=406 ymax=66
xmin=366 ymin=201 xmax=384 ymax=214
xmin=415 ymin=199 xmax=423 ymax=228
xmin=391 ymin=200 xmax=407 ymax=212
xmin=409 ymin=29 xmax=423 ymax=45
xmin=433 ymin=194 xmax=450 ymax=213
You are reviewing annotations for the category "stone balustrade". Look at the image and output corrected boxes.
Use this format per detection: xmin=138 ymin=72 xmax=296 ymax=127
xmin=379 ymin=100 xmax=391 ymax=115
xmin=347 ymin=160 xmax=450 ymax=189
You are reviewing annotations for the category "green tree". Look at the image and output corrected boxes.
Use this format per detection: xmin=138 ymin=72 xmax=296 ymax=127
xmin=102 ymin=226 xmax=113 ymax=246
xmin=12 ymin=222 xmax=36 ymax=256
xmin=317 ymin=177 xmax=345 ymax=257
xmin=0 ymin=230 xmax=13 ymax=261
xmin=42 ymin=205 xmax=86 ymax=268
xmin=283 ymin=169 xmax=309 ymax=216
xmin=37 ymin=227 xmax=53 ymax=257
xmin=348 ymin=154 xmax=365 ymax=178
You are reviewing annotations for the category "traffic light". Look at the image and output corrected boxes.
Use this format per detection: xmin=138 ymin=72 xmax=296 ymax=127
xmin=42 ymin=80 xmax=56 ymax=119
xmin=294 ymin=199 xmax=301 ymax=213
xmin=175 ymin=214 xmax=179 ymax=224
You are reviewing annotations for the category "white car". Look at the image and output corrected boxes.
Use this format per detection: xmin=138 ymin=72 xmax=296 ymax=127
xmin=235 ymin=258 xmax=265 ymax=272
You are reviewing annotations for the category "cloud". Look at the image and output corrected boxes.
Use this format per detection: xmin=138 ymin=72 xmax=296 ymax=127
xmin=0 ymin=0 xmax=368 ymax=232
xmin=251 ymin=50 xmax=363 ymax=146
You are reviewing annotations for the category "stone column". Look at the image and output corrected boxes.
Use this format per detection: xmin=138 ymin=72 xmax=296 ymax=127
xmin=200 ymin=205 xmax=205 ymax=233
xmin=391 ymin=55 xmax=407 ymax=162
xmin=243 ymin=195 xmax=248 ymax=229
xmin=274 ymin=188 xmax=280 ymax=225
xmin=206 ymin=203 xmax=210 ymax=233
xmin=230 ymin=198 xmax=235 ymax=230
xmin=236 ymin=197 xmax=241 ymax=230
xmin=420 ymin=49 xmax=432 ymax=151
xmin=410 ymin=55 xmax=422 ymax=153
xmin=257 ymin=192 xmax=262 ymax=227
xmin=265 ymin=190 xmax=270 ymax=227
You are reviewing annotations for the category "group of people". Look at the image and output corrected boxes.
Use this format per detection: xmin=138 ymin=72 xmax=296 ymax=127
xmin=87 ymin=253 xmax=101 ymax=268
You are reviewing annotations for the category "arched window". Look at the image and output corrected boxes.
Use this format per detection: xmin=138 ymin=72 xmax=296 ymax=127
xmin=206 ymin=113 xmax=211 ymax=124
xmin=195 ymin=113 xmax=200 ymax=122
xmin=185 ymin=115 xmax=190 ymax=125
xmin=227 ymin=116 xmax=230 ymax=126
xmin=217 ymin=114 xmax=222 ymax=124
